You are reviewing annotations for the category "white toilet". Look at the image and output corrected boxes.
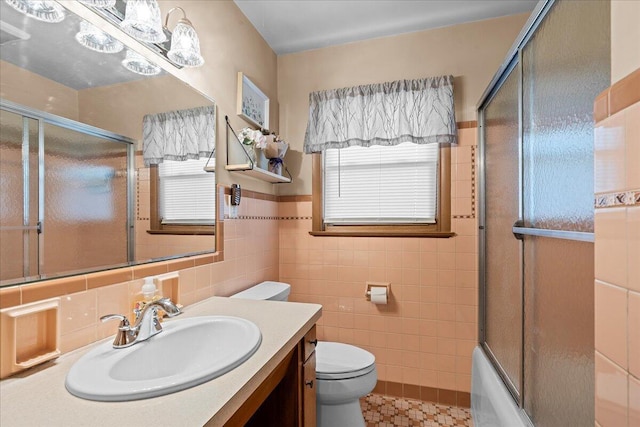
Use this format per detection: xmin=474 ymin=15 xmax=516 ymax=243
xmin=231 ymin=281 xmax=377 ymax=427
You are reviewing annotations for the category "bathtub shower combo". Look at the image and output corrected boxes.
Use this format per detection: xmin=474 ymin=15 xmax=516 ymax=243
xmin=472 ymin=0 xmax=610 ymax=425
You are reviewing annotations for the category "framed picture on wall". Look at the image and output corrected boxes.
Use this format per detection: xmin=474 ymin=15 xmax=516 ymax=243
xmin=237 ymin=72 xmax=269 ymax=129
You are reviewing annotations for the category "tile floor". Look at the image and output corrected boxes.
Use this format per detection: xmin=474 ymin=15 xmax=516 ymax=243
xmin=361 ymin=394 xmax=474 ymax=427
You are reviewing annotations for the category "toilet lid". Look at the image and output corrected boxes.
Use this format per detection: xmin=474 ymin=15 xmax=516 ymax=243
xmin=315 ymin=342 xmax=375 ymax=380
xmin=230 ymin=281 xmax=290 ymax=301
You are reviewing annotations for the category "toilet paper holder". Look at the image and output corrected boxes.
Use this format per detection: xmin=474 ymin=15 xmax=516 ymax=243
xmin=365 ymin=282 xmax=390 ymax=301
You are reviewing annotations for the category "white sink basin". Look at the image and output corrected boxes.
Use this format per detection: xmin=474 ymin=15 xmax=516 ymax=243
xmin=65 ymin=316 xmax=261 ymax=401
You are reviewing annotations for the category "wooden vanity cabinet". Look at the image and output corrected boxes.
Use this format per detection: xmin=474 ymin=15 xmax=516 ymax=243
xmin=229 ymin=325 xmax=317 ymax=427
xmin=301 ymin=326 xmax=317 ymax=426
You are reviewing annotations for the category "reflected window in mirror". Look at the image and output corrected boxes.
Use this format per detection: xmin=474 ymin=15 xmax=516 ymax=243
xmin=149 ymin=158 xmax=215 ymax=235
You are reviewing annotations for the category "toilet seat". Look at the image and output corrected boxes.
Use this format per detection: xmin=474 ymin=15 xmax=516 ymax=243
xmin=315 ymin=341 xmax=375 ymax=380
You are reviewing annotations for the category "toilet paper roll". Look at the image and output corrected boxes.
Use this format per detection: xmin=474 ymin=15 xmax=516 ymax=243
xmin=370 ymin=286 xmax=388 ymax=305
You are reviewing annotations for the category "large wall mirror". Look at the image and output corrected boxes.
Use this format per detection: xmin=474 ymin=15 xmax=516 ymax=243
xmin=0 ymin=1 xmax=216 ymax=287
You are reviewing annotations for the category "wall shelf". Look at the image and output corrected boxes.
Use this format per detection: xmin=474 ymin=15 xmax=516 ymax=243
xmin=225 ymin=115 xmax=292 ymax=184
xmin=225 ymin=164 xmax=292 ymax=183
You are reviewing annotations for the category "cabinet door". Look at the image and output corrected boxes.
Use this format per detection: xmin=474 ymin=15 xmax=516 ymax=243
xmin=302 ymin=352 xmax=316 ymax=427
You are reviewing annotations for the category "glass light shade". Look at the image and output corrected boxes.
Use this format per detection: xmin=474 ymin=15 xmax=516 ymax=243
xmin=75 ymin=21 xmax=124 ymax=53
xmin=120 ymin=0 xmax=166 ymax=43
xmin=122 ymin=49 xmax=161 ymax=76
xmin=77 ymin=0 xmax=116 ymax=8
xmin=167 ymin=21 xmax=204 ymax=67
xmin=5 ymin=0 xmax=65 ymax=23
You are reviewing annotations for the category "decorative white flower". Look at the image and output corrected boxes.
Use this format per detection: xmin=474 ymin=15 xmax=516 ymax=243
xmin=238 ymin=127 xmax=266 ymax=148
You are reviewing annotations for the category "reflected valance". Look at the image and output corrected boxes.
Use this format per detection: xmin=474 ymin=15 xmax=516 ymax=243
xmin=143 ymin=105 xmax=216 ymax=166
xmin=303 ymin=76 xmax=457 ymax=153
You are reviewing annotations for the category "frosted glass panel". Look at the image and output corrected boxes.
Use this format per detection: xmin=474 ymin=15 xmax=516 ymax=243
xmin=524 ymin=237 xmax=594 ymax=426
xmin=43 ymin=123 xmax=128 ymax=275
xmin=522 ymin=0 xmax=610 ymax=232
xmin=0 ymin=110 xmax=38 ymax=282
xmin=483 ymin=66 xmax=522 ymax=396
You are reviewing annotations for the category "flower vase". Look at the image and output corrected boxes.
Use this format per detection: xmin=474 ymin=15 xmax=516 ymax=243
xmin=268 ymin=158 xmax=283 ymax=176
xmin=243 ymin=144 xmax=256 ymax=165
xmin=254 ymin=147 xmax=269 ymax=170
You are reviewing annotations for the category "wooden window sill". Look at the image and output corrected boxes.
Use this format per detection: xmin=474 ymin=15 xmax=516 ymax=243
xmin=309 ymin=230 xmax=455 ymax=238
xmin=147 ymin=229 xmax=215 ymax=236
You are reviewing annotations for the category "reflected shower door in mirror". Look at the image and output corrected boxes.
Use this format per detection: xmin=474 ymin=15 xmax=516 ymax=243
xmin=0 ymin=106 xmax=131 ymax=284
xmin=0 ymin=1 xmax=216 ymax=286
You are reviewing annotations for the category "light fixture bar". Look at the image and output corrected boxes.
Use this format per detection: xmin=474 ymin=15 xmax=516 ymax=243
xmin=5 ymin=0 xmax=65 ymax=23
xmin=82 ymin=0 xmax=181 ymax=68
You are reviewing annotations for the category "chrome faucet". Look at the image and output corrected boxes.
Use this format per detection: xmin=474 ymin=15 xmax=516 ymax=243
xmin=100 ymin=298 xmax=181 ymax=348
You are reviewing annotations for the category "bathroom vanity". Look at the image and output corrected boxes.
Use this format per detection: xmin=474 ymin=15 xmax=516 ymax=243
xmin=0 ymin=297 xmax=321 ymax=426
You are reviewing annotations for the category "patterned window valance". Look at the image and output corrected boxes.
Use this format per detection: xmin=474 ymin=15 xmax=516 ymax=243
xmin=303 ymin=76 xmax=457 ymax=153
xmin=143 ymin=105 xmax=216 ymax=166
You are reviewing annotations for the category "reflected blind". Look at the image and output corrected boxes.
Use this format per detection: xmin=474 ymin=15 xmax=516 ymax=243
xmin=323 ymin=142 xmax=438 ymax=224
xmin=159 ymin=158 xmax=215 ymax=224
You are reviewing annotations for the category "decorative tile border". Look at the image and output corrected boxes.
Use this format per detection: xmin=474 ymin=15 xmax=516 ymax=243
xmin=595 ymin=190 xmax=640 ymax=208
xmin=135 ymin=168 xmax=149 ymax=221
xmin=279 ymin=216 xmax=313 ymax=220
xmin=223 ymin=215 xmax=313 ymax=220
xmin=452 ymin=145 xmax=476 ymax=220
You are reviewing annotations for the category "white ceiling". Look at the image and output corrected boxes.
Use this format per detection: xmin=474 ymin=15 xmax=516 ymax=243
xmin=234 ymin=0 xmax=538 ymax=55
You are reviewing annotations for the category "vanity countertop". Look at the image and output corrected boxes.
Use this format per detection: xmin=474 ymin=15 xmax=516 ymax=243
xmin=0 ymin=296 xmax=322 ymax=426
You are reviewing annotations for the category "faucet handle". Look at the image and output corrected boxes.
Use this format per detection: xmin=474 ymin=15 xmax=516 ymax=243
xmin=100 ymin=314 xmax=132 ymax=348
xmin=100 ymin=314 xmax=130 ymax=328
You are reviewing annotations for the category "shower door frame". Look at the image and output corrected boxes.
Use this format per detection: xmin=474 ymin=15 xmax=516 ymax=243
xmin=477 ymin=1 xmax=554 ymax=409
xmin=0 ymin=99 xmax=136 ymax=281
xmin=478 ymin=0 xmax=603 ymax=423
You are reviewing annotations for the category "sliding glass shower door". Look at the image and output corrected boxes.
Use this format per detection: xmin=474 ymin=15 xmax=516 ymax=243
xmin=479 ymin=0 xmax=609 ymax=425
xmin=0 ymin=109 xmax=40 ymax=281
xmin=482 ymin=61 xmax=522 ymax=401
xmin=0 ymin=102 xmax=132 ymax=283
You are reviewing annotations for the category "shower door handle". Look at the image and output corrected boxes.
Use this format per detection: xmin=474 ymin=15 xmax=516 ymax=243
xmin=512 ymin=220 xmax=525 ymax=240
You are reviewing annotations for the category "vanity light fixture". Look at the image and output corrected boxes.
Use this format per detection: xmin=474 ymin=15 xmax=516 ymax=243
xmin=77 ymin=0 xmax=115 ymax=8
xmin=122 ymin=49 xmax=161 ymax=76
xmin=75 ymin=20 xmax=123 ymax=53
xmin=4 ymin=0 xmax=65 ymax=23
xmin=164 ymin=7 xmax=204 ymax=68
xmin=120 ymin=0 xmax=166 ymax=44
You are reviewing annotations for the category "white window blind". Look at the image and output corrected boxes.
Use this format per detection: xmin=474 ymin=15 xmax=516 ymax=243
xmin=323 ymin=142 xmax=438 ymax=224
xmin=158 ymin=158 xmax=215 ymax=224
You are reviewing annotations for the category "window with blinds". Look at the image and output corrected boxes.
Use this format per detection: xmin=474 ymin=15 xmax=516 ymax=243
xmin=323 ymin=142 xmax=439 ymax=224
xmin=158 ymin=158 xmax=215 ymax=224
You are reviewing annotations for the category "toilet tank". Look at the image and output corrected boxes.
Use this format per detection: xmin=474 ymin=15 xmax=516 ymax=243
xmin=230 ymin=281 xmax=291 ymax=301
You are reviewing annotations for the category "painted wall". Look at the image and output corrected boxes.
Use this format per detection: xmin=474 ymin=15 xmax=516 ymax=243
xmin=78 ymin=75 xmax=211 ymax=142
xmin=0 ymin=60 xmax=79 ymax=120
xmin=611 ymin=0 xmax=640 ymax=84
xmin=276 ymin=13 xmax=528 ymax=196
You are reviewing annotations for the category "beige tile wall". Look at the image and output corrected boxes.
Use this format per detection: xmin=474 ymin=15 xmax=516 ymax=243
xmin=279 ymin=129 xmax=478 ymax=394
xmin=594 ymin=98 xmax=640 ymax=427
